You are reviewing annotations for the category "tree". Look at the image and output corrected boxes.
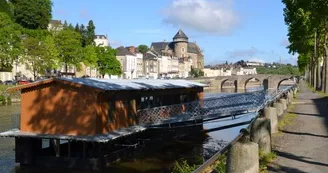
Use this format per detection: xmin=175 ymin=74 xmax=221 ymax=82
xmin=96 ymin=47 xmax=121 ymax=77
xmin=282 ymin=0 xmax=328 ymax=91
xmin=75 ymin=23 xmax=79 ymax=32
xmin=0 ymin=0 xmax=12 ymax=18
xmin=189 ymin=66 xmax=204 ymax=77
xmin=138 ymin=45 xmax=149 ymax=54
xmin=79 ymin=24 xmax=87 ymax=47
xmin=63 ymin=20 xmax=68 ymax=28
xmin=82 ymin=45 xmax=97 ymax=75
xmin=85 ymin=20 xmax=95 ymax=46
xmin=55 ymin=28 xmax=83 ymax=73
xmin=22 ymin=34 xmax=59 ymax=79
xmin=0 ymin=12 xmax=23 ymax=72
xmin=9 ymin=0 xmax=52 ymax=29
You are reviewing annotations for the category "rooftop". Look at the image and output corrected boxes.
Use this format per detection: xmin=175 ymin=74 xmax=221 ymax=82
xmin=173 ymin=29 xmax=189 ymax=40
xmin=8 ymin=77 xmax=206 ymax=92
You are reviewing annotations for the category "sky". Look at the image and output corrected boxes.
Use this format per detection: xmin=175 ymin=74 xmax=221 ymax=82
xmin=52 ymin=0 xmax=296 ymax=65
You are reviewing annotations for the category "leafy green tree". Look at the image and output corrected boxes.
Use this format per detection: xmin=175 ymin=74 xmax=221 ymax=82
xmin=63 ymin=20 xmax=68 ymax=28
xmin=9 ymin=0 xmax=52 ymax=29
xmin=82 ymin=45 xmax=98 ymax=75
xmin=22 ymin=34 xmax=58 ymax=79
xmin=55 ymin=28 xmax=83 ymax=73
xmin=85 ymin=20 xmax=96 ymax=46
xmin=138 ymin=45 xmax=149 ymax=54
xmin=79 ymin=24 xmax=87 ymax=47
xmin=0 ymin=12 xmax=23 ymax=71
xmin=189 ymin=66 xmax=204 ymax=77
xmin=96 ymin=47 xmax=121 ymax=77
xmin=75 ymin=23 xmax=79 ymax=32
xmin=282 ymin=0 xmax=328 ymax=91
xmin=0 ymin=0 xmax=12 ymax=18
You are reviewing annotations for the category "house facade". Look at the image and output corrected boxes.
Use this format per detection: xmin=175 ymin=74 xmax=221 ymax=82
xmin=94 ymin=35 xmax=109 ymax=47
xmin=116 ymin=47 xmax=137 ymax=79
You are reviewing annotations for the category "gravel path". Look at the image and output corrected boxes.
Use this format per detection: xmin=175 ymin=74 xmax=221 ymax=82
xmin=268 ymin=81 xmax=328 ymax=173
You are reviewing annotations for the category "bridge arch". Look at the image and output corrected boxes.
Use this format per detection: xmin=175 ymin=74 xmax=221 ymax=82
xmin=277 ymin=76 xmax=294 ymax=89
xmin=220 ymin=78 xmax=237 ymax=91
xmin=243 ymin=77 xmax=262 ymax=89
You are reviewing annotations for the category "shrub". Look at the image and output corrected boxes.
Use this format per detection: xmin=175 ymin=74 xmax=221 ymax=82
xmin=0 ymin=95 xmax=6 ymax=105
xmin=7 ymin=95 xmax=12 ymax=105
xmin=172 ymin=160 xmax=198 ymax=173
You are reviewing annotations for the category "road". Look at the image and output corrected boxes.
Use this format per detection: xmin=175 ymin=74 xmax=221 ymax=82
xmin=268 ymin=81 xmax=328 ymax=173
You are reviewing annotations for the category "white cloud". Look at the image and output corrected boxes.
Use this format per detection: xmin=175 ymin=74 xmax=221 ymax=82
xmin=162 ymin=0 xmax=240 ymax=35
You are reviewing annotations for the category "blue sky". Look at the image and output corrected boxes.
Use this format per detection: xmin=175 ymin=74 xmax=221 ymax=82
xmin=52 ymin=0 xmax=296 ymax=65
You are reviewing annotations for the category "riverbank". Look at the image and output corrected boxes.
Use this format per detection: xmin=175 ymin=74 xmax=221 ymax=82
xmin=268 ymin=81 xmax=328 ymax=173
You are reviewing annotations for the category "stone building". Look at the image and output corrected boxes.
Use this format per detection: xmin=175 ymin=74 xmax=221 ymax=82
xmin=150 ymin=29 xmax=204 ymax=70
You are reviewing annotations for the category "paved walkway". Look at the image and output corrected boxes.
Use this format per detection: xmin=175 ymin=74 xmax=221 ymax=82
xmin=268 ymin=81 xmax=328 ymax=173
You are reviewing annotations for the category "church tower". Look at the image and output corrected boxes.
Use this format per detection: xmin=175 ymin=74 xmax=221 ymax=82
xmin=173 ymin=29 xmax=188 ymax=57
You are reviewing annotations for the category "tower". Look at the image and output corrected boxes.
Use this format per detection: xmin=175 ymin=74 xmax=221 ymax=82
xmin=173 ymin=29 xmax=188 ymax=58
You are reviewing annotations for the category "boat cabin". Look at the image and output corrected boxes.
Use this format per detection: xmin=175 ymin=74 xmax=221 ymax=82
xmin=8 ymin=77 xmax=205 ymax=136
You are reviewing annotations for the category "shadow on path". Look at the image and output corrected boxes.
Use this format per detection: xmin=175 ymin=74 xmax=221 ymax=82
xmin=281 ymin=130 xmax=328 ymax=139
xmin=272 ymin=150 xmax=328 ymax=167
xmin=267 ymin=163 xmax=308 ymax=173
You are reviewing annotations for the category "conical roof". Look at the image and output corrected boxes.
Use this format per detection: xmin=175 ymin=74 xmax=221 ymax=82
xmin=173 ymin=29 xmax=188 ymax=40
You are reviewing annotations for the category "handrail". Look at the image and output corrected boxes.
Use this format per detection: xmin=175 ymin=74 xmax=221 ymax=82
xmin=192 ymin=84 xmax=297 ymax=173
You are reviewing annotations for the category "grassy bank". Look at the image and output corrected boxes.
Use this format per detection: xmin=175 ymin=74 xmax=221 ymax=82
xmin=0 ymin=84 xmax=20 ymax=105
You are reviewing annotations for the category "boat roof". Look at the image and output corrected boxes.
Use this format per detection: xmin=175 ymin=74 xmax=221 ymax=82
xmin=8 ymin=77 xmax=207 ymax=92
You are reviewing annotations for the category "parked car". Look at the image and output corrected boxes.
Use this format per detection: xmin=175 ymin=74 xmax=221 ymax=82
xmin=17 ymin=80 xmax=30 ymax=85
xmin=3 ymin=80 xmax=15 ymax=85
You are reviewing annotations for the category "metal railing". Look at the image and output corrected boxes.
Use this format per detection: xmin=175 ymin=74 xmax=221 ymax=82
xmin=192 ymin=84 xmax=297 ymax=173
xmin=137 ymin=90 xmax=268 ymax=126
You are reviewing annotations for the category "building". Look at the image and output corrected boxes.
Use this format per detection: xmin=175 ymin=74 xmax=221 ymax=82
xmin=3 ymin=77 xmax=205 ymax=170
xmin=143 ymin=50 xmax=159 ymax=79
xmin=94 ymin=35 xmax=109 ymax=47
xmin=246 ymin=61 xmax=264 ymax=67
xmin=116 ymin=47 xmax=137 ymax=79
xmin=48 ymin=20 xmax=63 ymax=33
xmin=150 ymin=29 xmax=204 ymax=70
xmin=136 ymin=53 xmax=144 ymax=78
xmin=179 ymin=57 xmax=193 ymax=78
xmin=203 ymin=68 xmax=223 ymax=77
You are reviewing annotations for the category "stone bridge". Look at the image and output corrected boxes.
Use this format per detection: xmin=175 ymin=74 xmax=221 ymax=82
xmin=186 ymin=74 xmax=295 ymax=91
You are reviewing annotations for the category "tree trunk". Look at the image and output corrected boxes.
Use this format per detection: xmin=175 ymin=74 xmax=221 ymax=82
xmin=317 ymin=59 xmax=321 ymax=90
xmin=322 ymin=59 xmax=325 ymax=92
xmin=313 ymin=62 xmax=317 ymax=89
xmin=324 ymin=32 xmax=328 ymax=93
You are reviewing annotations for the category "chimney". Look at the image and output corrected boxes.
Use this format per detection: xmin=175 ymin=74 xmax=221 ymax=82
xmin=127 ymin=46 xmax=135 ymax=53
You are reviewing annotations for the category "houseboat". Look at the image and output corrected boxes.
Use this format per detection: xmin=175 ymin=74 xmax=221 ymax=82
xmin=0 ymin=77 xmax=206 ymax=171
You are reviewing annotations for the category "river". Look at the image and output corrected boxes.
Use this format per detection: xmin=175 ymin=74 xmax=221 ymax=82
xmin=0 ymin=86 xmax=284 ymax=173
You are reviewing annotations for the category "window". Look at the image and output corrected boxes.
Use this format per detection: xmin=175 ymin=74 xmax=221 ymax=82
xmin=182 ymin=47 xmax=185 ymax=52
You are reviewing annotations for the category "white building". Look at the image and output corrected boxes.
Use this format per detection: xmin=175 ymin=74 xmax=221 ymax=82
xmin=116 ymin=47 xmax=137 ymax=79
xmin=136 ymin=53 xmax=144 ymax=78
xmin=178 ymin=57 xmax=193 ymax=78
xmin=203 ymin=68 xmax=223 ymax=77
xmin=246 ymin=61 xmax=264 ymax=67
xmin=48 ymin=20 xmax=63 ymax=33
xmin=169 ymin=57 xmax=179 ymax=78
xmin=94 ymin=35 xmax=109 ymax=47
